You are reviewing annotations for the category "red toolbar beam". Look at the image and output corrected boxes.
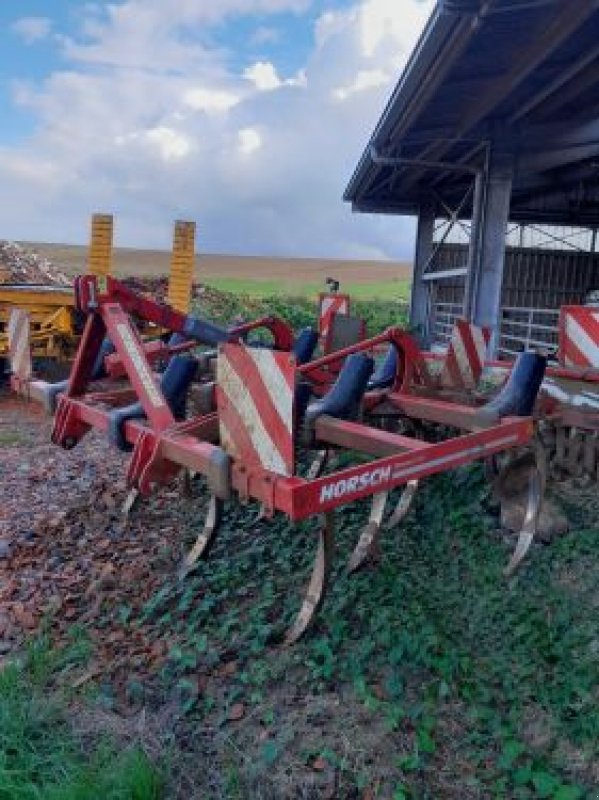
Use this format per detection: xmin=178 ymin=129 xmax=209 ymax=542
xmin=283 ymin=417 xmax=532 ymax=520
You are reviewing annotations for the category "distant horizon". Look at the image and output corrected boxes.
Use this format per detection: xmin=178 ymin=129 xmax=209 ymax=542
xmin=18 ymin=239 xmax=411 ymax=266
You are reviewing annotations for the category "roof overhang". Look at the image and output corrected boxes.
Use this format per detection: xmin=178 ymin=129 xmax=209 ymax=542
xmin=344 ymin=0 xmax=599 ymax=226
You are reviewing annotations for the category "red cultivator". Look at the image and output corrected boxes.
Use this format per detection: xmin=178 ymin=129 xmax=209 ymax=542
xmin=42 ymin=275 xmax=547 ymax=643
xmin=418 ymin=305 xmax=599 ymax=484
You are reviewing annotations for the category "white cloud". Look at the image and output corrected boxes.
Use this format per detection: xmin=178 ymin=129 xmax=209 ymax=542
xmin=183 ymin=87 xmax=240 ymax=113
xmin=238 ymin=127 xmax=262 ymax=155
xmin=11 ymin=16 xmax=52 ymax=45
xmin=244 ymin=61 xmax=282 ymax=91
xmin=358 ymin=0 xmax=430 ymax=59
xmin=0 ymin=0 xmax=434 ymax=259
xmin=333 ymin=68 xmax=389 ymax=101
xmin=146 ymin=127 xmax=191 ymax=161
xmin=243 ymin=61 xmax=307 ymax=92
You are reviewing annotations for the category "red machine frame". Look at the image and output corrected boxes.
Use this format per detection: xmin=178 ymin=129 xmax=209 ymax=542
xmin=47 ymin=275 xmax=542 ymax=643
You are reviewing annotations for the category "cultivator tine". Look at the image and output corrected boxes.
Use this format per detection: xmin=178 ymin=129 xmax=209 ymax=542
xmin=179 ymin=495 xmax=224 ymax=578
xmin=385 ymin=479 xmax=419 ymax=529
xmin=179 ymin=470 xmax=194 ymax=498
xmin=504 ymin=440 xmax=547 ymax=576
xmin=283 ymin=513 xmax=335 ymax=646
xmin=347 ymin=491 xmax=388 ymax=573
xmin=504 ymin=467 xmax=542 ymax=576
xmin=122 ymin=488 xmax=140 ymax=516
xmin=306 ymin=448 xmax=329 ymax=480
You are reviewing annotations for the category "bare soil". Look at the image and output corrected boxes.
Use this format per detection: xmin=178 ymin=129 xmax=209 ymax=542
xmin=1 ymin=394 xmax=596 ymax=799
xmin=23 ymin=242 xmax=411 ymax=285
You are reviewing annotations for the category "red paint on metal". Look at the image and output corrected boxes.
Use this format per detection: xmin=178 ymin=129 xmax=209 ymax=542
xmin=288 ymin=418 xmax=532 ymax=519
xmin=216 ymin=344 xmax=295 ymax=475
xmin=318 ymin=292 xmax=350 ymax=338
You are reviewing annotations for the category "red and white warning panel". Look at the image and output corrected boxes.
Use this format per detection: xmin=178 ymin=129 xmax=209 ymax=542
xmin=216 ymin=344 xmax=296 ymax=476
xmin=440 ymin=319 xmax=491 ymax=390
xmin=7 ymin=308 xmax=32 ymax=382
xmin=318 ymin=292 xmax=350 ymax=339
xmin=560 ymin=306 xmax=599 ymax=369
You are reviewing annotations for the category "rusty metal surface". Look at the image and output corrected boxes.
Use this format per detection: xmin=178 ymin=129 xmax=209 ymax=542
xmin=180 ymin=495 xmax=224 ymax=577
xmin=347 ymin=491 xmax=388 ymax=573
xmin=283 ymin=513 xmax=335 ymax=646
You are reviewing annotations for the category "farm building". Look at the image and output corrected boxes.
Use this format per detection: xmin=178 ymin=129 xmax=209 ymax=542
xmin=344 ymin=0 xmax=599 ymax=358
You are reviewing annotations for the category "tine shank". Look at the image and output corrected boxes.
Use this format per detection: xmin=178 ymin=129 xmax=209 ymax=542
xmin=504 ymin=466 xmax=542 ymax=576
xmin=306 ymin=449 xmax=329 ymax=480
xmin=179 ymin=495 xmax=223 ymax=578
xmin=347 ymin=491 xmax=388 ymax=573
xmin=385 ymin=479 xmax=419 ymax=529
xmin=122 ymin=488 xmax=140 ymax=516
xmin=283 ymin=513 xmax=335 ymax=645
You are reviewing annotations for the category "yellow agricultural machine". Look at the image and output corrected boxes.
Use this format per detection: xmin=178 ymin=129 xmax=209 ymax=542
xmin=1 ymin=215 xmax=196 ymax=384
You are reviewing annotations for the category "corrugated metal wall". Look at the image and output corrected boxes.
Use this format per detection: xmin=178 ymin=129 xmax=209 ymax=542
xmin=431 ymin=243 xmax=599 ymax=305
xmin=428 ymin=243 xmax=599 ymax=353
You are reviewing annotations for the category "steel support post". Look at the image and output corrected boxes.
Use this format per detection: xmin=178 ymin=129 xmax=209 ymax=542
xmin=463 ymin=169 xmax=485 ymax=320
xmin=470 ymin=153 xmax=513 ymax=356
xmin=409 ymin=200 xmax=435 ymax=346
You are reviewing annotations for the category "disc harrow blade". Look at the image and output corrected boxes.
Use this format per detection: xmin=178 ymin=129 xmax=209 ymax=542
xmin=179 ymin=495 xmax=224 ymax=578
xmin=347 ymin=491 xmax=388 ymax=573
xmin=283 ymin=513 xmax=335 ymax=646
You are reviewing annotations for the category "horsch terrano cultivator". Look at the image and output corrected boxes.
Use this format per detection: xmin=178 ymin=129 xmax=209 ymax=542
xmin=35 ymin=273 xmax=549 ymax=643
xmin=418 ymin=306 xmax=599 ymax=483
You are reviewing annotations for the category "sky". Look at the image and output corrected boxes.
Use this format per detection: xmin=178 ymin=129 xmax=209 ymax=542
xmin=0 ymin=0 xmax=434 ymax=259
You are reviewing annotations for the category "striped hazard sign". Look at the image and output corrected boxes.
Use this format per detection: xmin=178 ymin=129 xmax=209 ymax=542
xmin=7 ymin=308 xmax=32 ymax=382
xmin=318 ymin=293 xmax=350 ymax=339
xmin=559 ymin=306 xmax=599 ymax=369
xmin=440 ymin=319 xmax=490 ymax=390
xmin=216 ymin=344 xmax=295 ymax=476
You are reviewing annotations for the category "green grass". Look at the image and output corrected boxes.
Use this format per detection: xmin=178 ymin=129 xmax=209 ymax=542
xmin=203 ymin=276 xmax=411 ymax=301
xmin=0 ymin=637 xmax=162 ymax=800
xmin=5 ymin=289 xmax=597 ymax=798
xmin=0 ymin=431 xmax=27 ymax=447
xmin=139 ymin=468 xmax=598 ymax=798
xmin=195 ymin=287 xmax=409 ymax=336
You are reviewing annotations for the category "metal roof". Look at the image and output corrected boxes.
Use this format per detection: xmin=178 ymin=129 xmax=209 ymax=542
xmin=344 ymin=0 xmax=599 ymax=226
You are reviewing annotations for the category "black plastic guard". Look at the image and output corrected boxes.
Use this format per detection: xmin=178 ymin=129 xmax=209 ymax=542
xmin=183 ymin=316 xmax=231 ymax=347
xmin=292 ymin=328 xmax=319 ymax=365
xmin=304 ymin=353 xmax=374 ymax=439
xmin=368 ymin=346 xmax=398 ymax=390
xmin=476 ymin=352 xmax=547 ymax=425
xmin=108 ymin=354 xmax=198 ymax=450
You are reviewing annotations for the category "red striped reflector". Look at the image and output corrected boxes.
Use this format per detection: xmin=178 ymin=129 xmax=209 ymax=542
xmin=441 ymin=319 xmax=490 ymax=390
xmin=318 ymin=293 xmax=350 ymax=338
xmin=216 ymin=344 xmax=295 ymax=476
xmin=560 ymin=307 xmax=599 ymax=368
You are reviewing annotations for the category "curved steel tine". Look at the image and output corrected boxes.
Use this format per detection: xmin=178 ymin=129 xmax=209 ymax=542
xmin=122 ymin=488 xmax=140 ymax=516
xmin=255 ymin=504 xmax=268 ymax=523
xmin=306 ymin=449 xmax=329 ymax=480
xmin=533 ymin=436 xmax=548 ymax=496
xmin=504 ymin=467 xmax=542 ymax=576
xmin=347 ymin=491 xmax=388 ymax=573
xmin=385 ymin=479 xmax=419 ymax=529
xmin=283 ymin=513 xmax=335 ymax=646
xmin=179 ymin=469 xmax=195 ymax=498
xmin=179 ymin=495 xmax=224 ymax=579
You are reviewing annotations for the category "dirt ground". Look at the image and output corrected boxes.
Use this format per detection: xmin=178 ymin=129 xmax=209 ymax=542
xmin=1 ymin=393 xmax=597 ymax=799
xmin=0 ymin=395 xmax=419 ymax=799
xmin=24 ymin=242 xmax=411 ymax=285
